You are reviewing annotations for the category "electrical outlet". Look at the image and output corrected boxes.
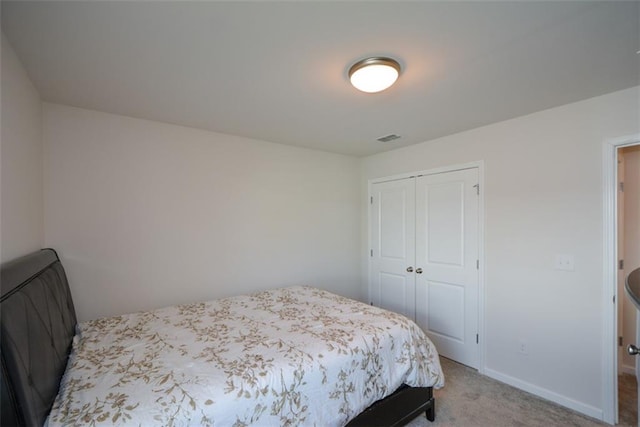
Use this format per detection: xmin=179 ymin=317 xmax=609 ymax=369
xmin=518 ymin=340 xmax=528 ymax=355
xmin=554 ymin=254 xmax=575 ymax=271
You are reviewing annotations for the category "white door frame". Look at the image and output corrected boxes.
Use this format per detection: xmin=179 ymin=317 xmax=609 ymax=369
xmin=603 ymin=134 xmax=640 ymax=425
xmin=368 ymin=160 xmax=485 ymax=374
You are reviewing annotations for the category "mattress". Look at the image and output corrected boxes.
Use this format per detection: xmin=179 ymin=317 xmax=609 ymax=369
xmin=46 ymin=286 xmax=444 ymax=426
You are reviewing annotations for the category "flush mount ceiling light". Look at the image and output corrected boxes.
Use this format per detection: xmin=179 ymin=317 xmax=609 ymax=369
xmin=348 ymin=57 xmax=401 ymax=93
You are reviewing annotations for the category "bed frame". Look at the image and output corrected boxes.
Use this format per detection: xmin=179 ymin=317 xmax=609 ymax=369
xmin=1 ymin=249 xmax=435 ymax=426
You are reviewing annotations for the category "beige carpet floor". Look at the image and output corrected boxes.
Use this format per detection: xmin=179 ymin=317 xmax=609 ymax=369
xmin=406 ymin=358 xmax=634 ymax=427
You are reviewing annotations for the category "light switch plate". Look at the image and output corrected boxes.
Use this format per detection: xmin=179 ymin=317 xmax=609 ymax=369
xmin=555 ymin=254 xmax=575 ymax=271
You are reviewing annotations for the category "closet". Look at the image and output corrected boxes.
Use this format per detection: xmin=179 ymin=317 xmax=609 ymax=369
xmin=370 ymin=167 xmax=480 ymax=368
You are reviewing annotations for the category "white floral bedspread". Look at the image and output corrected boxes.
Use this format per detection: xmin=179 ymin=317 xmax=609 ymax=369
xmin=46 ymin=286 xmax=444 ymax=426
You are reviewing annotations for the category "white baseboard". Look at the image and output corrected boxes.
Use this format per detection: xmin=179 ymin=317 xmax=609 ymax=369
xmin=484 ymin=368 xmax=603 ymax=421
xmin=621 ymin=364 xmax=635 ymax=376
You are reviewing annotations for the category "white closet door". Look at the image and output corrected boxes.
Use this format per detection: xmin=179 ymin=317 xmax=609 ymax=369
xmin=371 ymin=178 xmax=416 ymax=320
xmin=415 ymin=168 xmax=479 ymax=368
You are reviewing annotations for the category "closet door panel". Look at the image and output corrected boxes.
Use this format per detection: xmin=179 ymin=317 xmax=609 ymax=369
xmin=371 ymin=178 xmax=416 ymax=320
xmin=415 ymin=168 xmax=479 ymax=368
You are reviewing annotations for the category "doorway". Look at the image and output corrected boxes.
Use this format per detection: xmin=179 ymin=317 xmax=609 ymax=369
xmin=603 ymin=135 xmax=640 ymax=425
xmin=618 ymin=145 xmax=640 ymax=426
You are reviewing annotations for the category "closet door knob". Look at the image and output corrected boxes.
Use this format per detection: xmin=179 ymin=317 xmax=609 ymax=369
xmin=416 ymin=268 xmax=423 ymax=274
xmin=628 ymin=344 xmax=640 ymax=356
xmin=406 ymin=267 xmax=414 ymax=273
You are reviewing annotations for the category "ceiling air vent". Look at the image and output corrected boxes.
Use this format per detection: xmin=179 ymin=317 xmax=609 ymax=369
xmin=376 ymin=134 xmax=401 ymax=143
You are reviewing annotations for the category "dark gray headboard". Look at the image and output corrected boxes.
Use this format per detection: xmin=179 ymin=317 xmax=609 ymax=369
xmin=1 ymin=249 xmax=77 ymax=426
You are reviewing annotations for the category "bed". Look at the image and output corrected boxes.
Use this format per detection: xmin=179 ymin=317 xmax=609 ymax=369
xmin=1 ymin=249 xmax=444 ymax=426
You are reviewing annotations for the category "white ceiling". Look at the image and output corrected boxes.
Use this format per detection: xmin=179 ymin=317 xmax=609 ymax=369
xmin=2 ymin=1 xmax=639 ymax=157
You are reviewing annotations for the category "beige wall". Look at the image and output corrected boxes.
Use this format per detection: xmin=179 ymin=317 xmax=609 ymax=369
xmin=361 ymin=86 xmax=640 ymax=419
xmin=1 ymin=33 xmax=44 ymax=262
xmin=623 ymin=146 xmax=640 ymax=276
xmin=43 ymin=103 xmax=362 ymax=322
xmin=622 ymin=146 xmax=640 ymax=373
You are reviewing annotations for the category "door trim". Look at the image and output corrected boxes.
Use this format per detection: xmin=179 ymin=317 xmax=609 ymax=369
xmin=603 ymin=134 xmax=640 ymax=425
xmin=368 ymin=161 xmax=485 ymax=374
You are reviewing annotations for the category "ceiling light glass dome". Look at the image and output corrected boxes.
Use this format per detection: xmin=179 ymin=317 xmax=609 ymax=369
xmin=349 ymin=57 xmax=401 ymax=93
